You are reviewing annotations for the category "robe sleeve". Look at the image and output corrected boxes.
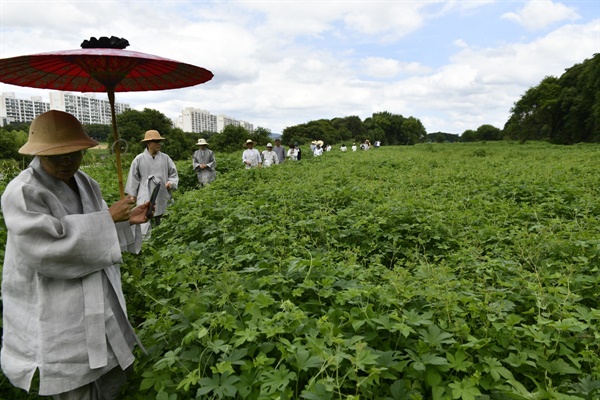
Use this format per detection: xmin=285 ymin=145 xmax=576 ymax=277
xmin=2 ymin=183 xmax=123 ymax=279
xmin=166 ymin=156 xmax=179 ymax=191
xmin=125 ymin=156 xmax=142 ymax=197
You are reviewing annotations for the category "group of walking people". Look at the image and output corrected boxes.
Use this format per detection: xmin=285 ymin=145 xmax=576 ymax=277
xmin=242 ymin=138 xmax=302 ymax=168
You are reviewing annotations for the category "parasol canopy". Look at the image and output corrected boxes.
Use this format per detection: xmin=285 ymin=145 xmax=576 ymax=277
xmin=0 ymin=36 xmax=214 ymax=197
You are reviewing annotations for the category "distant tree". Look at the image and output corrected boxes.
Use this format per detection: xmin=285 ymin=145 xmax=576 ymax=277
xmin=84 ymin=123 xmax=111 ymax=142
xmin=161 ymin=128 xmax=201 ymax=161
xmin=251 ymin=127 xmax=272 ymax=146
xmin=460 ymin=129 xmax=478 ymax=142
xmin=116 ymin=108 xmax=174 ymax=155
xmin=503 ymin=53 xmax=600 ymax=144
xmin=403 ymin=116 xmax=427 ymax=144
xmin=476 ymin=124 xmax=502 ymax=141
xmin=210 ymin=125 xmax=252 ymax=153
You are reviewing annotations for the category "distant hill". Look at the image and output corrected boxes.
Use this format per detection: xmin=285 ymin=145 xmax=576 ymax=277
xmin=270 ymin=133 xmax=282 ymax=139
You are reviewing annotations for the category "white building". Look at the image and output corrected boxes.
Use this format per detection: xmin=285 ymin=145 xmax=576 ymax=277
xmin=0 ymin=93 xmax=50 ymax=124
xmin=180 ymin=107 xmax=218 ymax=133
xmin=0 ymin=91 xmax=130 ymax=126
xmin=177 ymin=107 xmax=254 ymax=133
xmin=216 ymin=114 xmax=253 ymax=133
xmin=49 ymin=92 xmax=130 ymax=125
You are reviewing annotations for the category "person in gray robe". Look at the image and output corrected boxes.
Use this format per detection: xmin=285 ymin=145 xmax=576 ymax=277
xmin=192 ymin=138 xmax=216 ymax=186
xmin=273 ymin=138 xmax=285 ymax=164
xmin=125 ymin=130 xmax=179 ymax=236
xmin=0 ymin=110 xmax=150 ymax=399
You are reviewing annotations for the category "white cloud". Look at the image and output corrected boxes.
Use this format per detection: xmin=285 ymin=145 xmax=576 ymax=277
xmin=0 ymin=1 xmax=598 ymax=135
xmin=501 ymin=0 xmax=581 ymax=31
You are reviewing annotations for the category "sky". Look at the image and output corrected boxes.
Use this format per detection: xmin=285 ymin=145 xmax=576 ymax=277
xmin=0 ymin=0 xmax=598 ymax=135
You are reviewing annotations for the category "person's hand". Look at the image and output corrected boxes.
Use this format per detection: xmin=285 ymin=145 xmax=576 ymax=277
xmin=129 ymin=202 xmax=151 ymax=225
xmin=166 ymin=182 xmax=173 ymax=190
xmin=109 ymin=195 xmax=137 ymax=222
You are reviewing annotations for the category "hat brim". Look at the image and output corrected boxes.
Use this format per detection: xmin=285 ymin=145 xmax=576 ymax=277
xmin=244 ymin=141 xmax=257 ymax=147
xmin=19 ymin=139 xmax=99 ymax=156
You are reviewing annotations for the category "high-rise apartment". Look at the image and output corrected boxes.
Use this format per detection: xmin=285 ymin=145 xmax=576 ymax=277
xmin=49 ymin=92 xmax=130 ymax=125
xmin=0 ymin=93 xmax=50 ymax=124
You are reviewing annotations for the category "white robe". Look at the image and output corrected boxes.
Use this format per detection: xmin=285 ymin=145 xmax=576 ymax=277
xmin=0 ymin=158 xmax=142 ymax=396
xmin=242 ymin=148 xmax=261 ymax=169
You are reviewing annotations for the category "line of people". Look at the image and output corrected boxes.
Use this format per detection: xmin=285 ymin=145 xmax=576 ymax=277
xmin=242 ymin=138 xmax=302 ymax=168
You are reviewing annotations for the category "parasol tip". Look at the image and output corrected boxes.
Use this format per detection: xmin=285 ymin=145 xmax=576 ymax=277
xmin=81 ymin=36 xmax=130 ymax=50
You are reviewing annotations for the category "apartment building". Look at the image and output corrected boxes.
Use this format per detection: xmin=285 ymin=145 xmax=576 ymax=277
xmin=180 ymin=107 xmax=218 ymax=133
xmin=177 ymin=107 xmax=254 ymax=133
xmin=0 ymin=93 xmax=50 ymax=124
xmin=49 ymin=92 xmax=130 ymax=125
xmin=0 ymin=91 xmax=130 ymax=126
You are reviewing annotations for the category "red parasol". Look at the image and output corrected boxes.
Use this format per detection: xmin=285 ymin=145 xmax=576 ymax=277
xmin=0 ymin=36 xmax=213 ymax=197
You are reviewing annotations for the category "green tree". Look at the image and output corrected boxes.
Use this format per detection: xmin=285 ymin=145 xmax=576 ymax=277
xmin=476 ymin=124 xmax=502 ymax=141
xmin=460 ymin=129 xmax=478 ymax=142
xmin=210 ymin=125 xmax=252 ymax=153
xmin=116 ymin=108 xmax=174 ymax=155
xmin=0 ymin=129 xmax=28 ymax=160
xmin=84 ymin=123 xmax=112 ymax=142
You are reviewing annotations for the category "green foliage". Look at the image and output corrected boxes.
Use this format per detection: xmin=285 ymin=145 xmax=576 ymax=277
xmin=505 ymin=53 xmax=600 ymax=144
xmin=210 ymin=125 xmax=253 ymax=153
xmin=282 ymin=112 xmax=427 ymax=147
xmin=84 ymin=123 xmax=112 ymax=142
xmin=2 ymin=142 xmax=600 ymax=399
xmin=0 ymin=128 xmax=29 ymax=160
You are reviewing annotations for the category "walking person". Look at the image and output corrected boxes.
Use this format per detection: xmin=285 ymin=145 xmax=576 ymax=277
xmin=1 ymin=110 xmax=149 ymax=400
xmin=242 ymin=139 xmax=262 ymax=169
xmin=261 ymin=143 xmax=279 ymax=167
xmin=273 ymin=138 xmax=286 ymax=164
xmin=192 ymin=138 xmax=216 ymax=186
xmin=125 ymin=130 xmax=179 ymax=237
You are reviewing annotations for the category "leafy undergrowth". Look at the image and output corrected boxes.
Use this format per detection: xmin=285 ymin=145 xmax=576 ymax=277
xmin=119 ymin=142 xmax=600 ymax=399
xmin=1 ymin=142 xmax=599 ymax=399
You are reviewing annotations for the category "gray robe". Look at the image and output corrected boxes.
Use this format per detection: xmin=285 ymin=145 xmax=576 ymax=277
xmin=0 ymin=158 xmax=142 ymax=396
xmin=192 ymin=148 xmax=216 ymax=185
xmin=125 ymin=149 xmax=179 ymax=236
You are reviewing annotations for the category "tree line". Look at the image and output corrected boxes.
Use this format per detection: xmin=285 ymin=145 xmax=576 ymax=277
xmin=1 ymin=51 xmax=597 ymax=161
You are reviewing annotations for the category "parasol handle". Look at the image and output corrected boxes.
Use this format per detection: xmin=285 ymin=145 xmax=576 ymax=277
xmin=107 ymin=89 xmax=125 ymax=199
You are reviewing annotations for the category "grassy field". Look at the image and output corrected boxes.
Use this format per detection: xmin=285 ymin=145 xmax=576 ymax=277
xmin=1 ymin=141 xmax=599 ymax=399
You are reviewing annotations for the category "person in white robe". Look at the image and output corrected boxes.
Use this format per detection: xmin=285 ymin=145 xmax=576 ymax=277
xmin=242 ymin=139 xmax=262 ymax=169
xmin=125 ymin=130 xmax=179 ymax=236
xmin=192 ymin=138 xmax=216 ymax=186
xmin=287 ymin=143 xmax=298 ymax=161
xmin=0 ymin=110 xmax=150 ymax=399
xmin=261 ymin=143 xmax=279 ymax=167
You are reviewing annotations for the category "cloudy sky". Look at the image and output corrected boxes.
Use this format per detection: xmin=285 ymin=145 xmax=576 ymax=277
xmin=0 ymin=0 xmax=598 ymax=134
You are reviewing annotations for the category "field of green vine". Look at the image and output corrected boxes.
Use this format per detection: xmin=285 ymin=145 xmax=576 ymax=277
xmin=1 ymin=141 xmax=600 ymax=399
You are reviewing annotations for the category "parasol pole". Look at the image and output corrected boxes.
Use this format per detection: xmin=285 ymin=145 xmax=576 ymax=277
xmin=107 ymin=88 xmax=125 ymax=199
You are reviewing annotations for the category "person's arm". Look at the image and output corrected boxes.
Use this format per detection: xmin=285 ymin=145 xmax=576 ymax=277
xmin=124 ymin=156 xmax=141 ymax=198
xmin=205 ymin=151 xmax=216 ymax=170
xmin=192 ymin=151 xmax=200 ymax=171
xmin=166 ymin=156 xmax=179 ymax=191
xmin=2 ymin=183 xmax=123 ymax=279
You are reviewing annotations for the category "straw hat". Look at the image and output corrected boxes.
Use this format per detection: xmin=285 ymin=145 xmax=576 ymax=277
xmin=196 ymin=138 xmax=209 ymax=146
xmin=244 ymin=139 xmax=256 ymax=147
xmin=141 ymin=130 xmax=166 ymax=142
xmin=266 ymin=143 xmax=273 ymax=148
xmin=316 ymin=140 xmax=324 ymax=146
xmin=19 ymin=110 xmax=98 ymax=156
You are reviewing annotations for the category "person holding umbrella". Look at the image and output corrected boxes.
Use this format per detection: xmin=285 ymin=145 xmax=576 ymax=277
xmin=0 ymin=110 xmax=149 ymax=399
xmin=125 ymin=130 xmax=179 ymax=236
xmin=192 ymin=138 xmax=216 ymax=186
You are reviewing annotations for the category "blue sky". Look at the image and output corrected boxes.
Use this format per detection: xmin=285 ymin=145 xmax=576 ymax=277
xmin=1 ymin=0 xmax=598 ymax=135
